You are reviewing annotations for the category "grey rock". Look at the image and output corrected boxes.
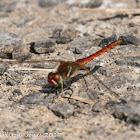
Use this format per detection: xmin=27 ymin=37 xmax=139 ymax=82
xmin=98 ymin=34 xmax=117 ymax=47
xmin=0 ymin=64 xmax=8 ymax=75
xmin=67 ymin=36 xmax=102 ymax=54
xmin=0 ymin=31 xmax=22 ymax=59
xmin=0 ymin=91 xmax=4 ymax=99
xmin=12 ymin=44 xmax=32 ymax=62
xmin=119 ymin=35 xmax=140 ymax=45
xmin=79 ymin=19 xmax=93 ymax=25
xmin=12 ymin=89 xmax=22 ymax=96
xmin=5 ymin=2 xmax=17 ymax=13
xmin=113 ymin=104 xmax=131 ymax=120
xmin=88 ymin=128 xmax=104 ymax=136
xmin=0 ymin=1 xmax=17 ymax=13
xmin=12 ymin=52 xmax=32 ymax=63
xmin=92 ymin=102 xmax=105 ymax=112
xmin=121 ymin=95 xmax=136 ymax=103
xmin=127 ymin=113 xmax=140 ymax=125
xmin=113 ymin=100 xmax=140 ymax=125
xmin=30 ymin=38 xmax=56 ymax=54
xmin=99 ymin=34 xmax=140 ymax=47
xmin=52 ymin=27 xmax=76 ymax=44
xmin=97 ymin=66 xmax=109 ymax=76
xmin=38 ymin=0 xmax=65 ymax=8
xmin=49 ymin=102 xmax=74 ymax=119
xmin=19 ymin=92 xmax=54 ymax=106
xmin=105 ymin=100 xmax=121 ymax=110
xmin=6 ymin=78 xmax=19 ymax=86
xmin=83 ymin=32 xmax=91 ymax=36
xmin=87 ymin=89 xmax=98 ymax=101
xmin=115 ymin=56 xmax=140 ymax=68
xmin=129 ymin=22 xmax=135 ymax=27
xmin=13 ymin=18 xmax=33 ymax=28
xmin=73 ymin=47 xmax=82 ymax=54
xmin=137 ymin=76 xmax=140 ymax=83
xmin=5 ymin=71 xmax=29 ymax=86
xmin=86 ymin=0 xmax=103 ymax=8
xmin=0 ymin=2 xmax=5 ymax=11
xmin=136 ymin=0 xmax=140 ymax=8
xmin=54 ymin=136 xmax=64 ymax=140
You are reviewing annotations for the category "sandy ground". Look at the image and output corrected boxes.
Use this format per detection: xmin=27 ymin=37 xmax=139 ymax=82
xmin=0 ymin=0 xmax=140 ymax=140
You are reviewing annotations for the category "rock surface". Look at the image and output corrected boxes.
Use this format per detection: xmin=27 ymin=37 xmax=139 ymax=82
xmin=49 ymin=102 xmax=74 ymax=119
xmin=0 ymin=0 xmax=140 ymax=140
xmin=52 ymin=27 xmax=76 ymax=44
xmin=30 ymin=38 xmax=56 ymax=54
xmin=113 ymin=100 xmax=140 ymax=125
xmin=0 ymin=31 xmax=22 ymax=58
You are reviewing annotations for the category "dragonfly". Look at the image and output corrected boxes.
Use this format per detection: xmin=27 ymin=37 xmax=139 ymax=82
xmin=1 ymin=40 xmax=121 ymax=96
xmin=47 ymin=40 xmax=122 ymax=94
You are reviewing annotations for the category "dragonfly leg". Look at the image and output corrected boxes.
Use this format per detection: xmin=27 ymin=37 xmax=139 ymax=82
xmin=64 ymin=84 xmax=74 ymax=100
xmin=60 ymin=80 xmax=64 ymax=92
xmin=82 ymin=76 xmax=89 ymax=91
xmin=52 ymin=79 xmax=64 ymax=102
xmin=67 ymin=65 xmax=72 ymax=78
xmin=67 ymin=90 xmax=73 ymax=101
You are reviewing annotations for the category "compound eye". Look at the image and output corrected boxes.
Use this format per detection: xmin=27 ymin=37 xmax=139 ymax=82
xmin=48 ymin=72 xmax=53 ymax=79
xmin=48 ymin=78 xmax=58 ymax=87
xmin=53 ymin=73 xmax=60 ymax=83
xmin=47 ymin=72 xmax=60 ymax=87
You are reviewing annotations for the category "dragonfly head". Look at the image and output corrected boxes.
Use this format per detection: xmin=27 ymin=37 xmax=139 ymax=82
xmin=48 ymin=72 xmax=60 ymax=87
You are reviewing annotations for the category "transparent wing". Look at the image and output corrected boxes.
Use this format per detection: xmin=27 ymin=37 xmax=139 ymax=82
xmin=0 ymin=58 xmax=65 ymax=64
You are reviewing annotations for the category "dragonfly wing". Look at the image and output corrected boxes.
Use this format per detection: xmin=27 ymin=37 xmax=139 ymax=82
xmin=81 ymin=65 xmax=118 ymax=96
xmin=41 ymin=59 xmax=64 ymax=63
xmin=0 ymin=58 xmax=66 ymax=64
xmin=0 ymin=59 xmax=18 ymax=64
